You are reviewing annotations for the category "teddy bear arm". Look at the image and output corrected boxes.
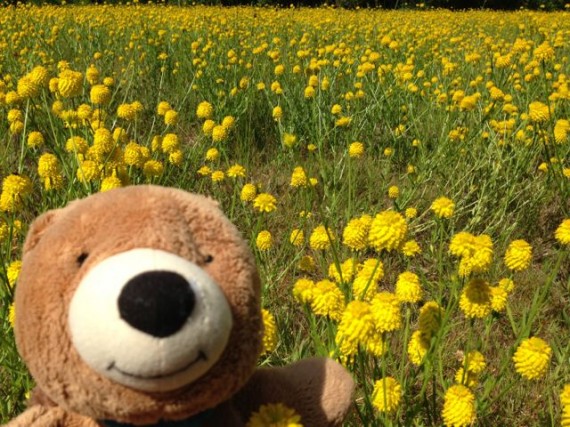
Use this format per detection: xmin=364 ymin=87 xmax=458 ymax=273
xmin=233 ymin=357 xmax=354 ymax=427
xmin=4 ymin=405 xmax=100 ymax=427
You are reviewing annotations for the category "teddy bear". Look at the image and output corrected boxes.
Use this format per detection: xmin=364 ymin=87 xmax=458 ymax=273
xmin=5 ymin=185 xmax=354 ymax=427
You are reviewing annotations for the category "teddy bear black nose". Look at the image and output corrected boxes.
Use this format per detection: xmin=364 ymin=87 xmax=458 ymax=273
xmin=118 ymin=271 xmax=195 ymax=338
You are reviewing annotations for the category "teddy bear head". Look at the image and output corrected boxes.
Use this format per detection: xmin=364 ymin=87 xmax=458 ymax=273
xmin=14 ymin=185 xmax=262 ymax=424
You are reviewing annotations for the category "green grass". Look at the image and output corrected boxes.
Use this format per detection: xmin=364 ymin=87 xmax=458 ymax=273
xmin=0 ymin=4 xmax=569 ymax=426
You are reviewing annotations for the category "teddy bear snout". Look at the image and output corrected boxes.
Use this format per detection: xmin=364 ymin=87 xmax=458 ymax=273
xmin=118 ymin=271 xmax=196 ymax=338
xmin=68 ymin=248 xmax=233 ymax=392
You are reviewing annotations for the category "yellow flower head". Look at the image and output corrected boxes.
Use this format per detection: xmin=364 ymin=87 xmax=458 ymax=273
xmin=292 ymin=277 xmax=316 ymax=304
xmin=405 ymin=207 xmax=418 ymax=219
xmin=203 ymin=120 xmax=215 ymax=136
xmin=38 ymin=153 xmax=61 ymax=179
xmin=260 ymin=309 xmax=277 ymax=355
xmin=77 ymin=160 xmax=100 ymax=183
xmin=17 ymin=76 xmax=40 ymax=99
xmin=560 ymin=384 xmax=570 ymax=407
xmin=304 ymin=86 xmax=315 ymax=99
xmin=395 ymin=271 xmax=422 ymax=303
xmin=58 ymin=69 xmax=83 ymax=98
xmin=348 ymin=142 xmax=364 ymax=158
xmin=117 ymin=103 xmax=137 ymax=121
xmin=253 ymin=193 xmax=277 ymax=213
xmin=371 ymin=292 xmax=401 ymax=333
xmin=431 ymin=196 xmax=455 ymax=219
xmin=1 ymin=175 xmax=32 ymax=212
xmin=100 ymin=174 xmax=122 ymax=192
xmin=497 ymin=278 xmax=515 ymax=293
xmin=372 ymin=377 xmax=402 ymax=413
xmin=459 ymin=278 xmax=492 ymax=319
xmin=8 ymin=303 xmax=16 ymax=328
xmin=401 ymin=240 xmax=421 ymax=257
xmin=227 ymin=164 xmax=246 ymax=179
xmin=462 ymin=350 xmax=486 ymax=375
xmin=454 ymin=367 xmax=479 ymax=388
xmin=246 ymin=403 xmax=302 ymax=427
xmin=418 ymin=301 xmax=443 ymax=338
xmin=283 ymin=133 xmax=297 ymax=148
xmin=513 ymin=337 xmax=552 ymax=380
xmin=212 ymin=125 xmax=228 ymax=143
xmin=161 ymin=133 xmax=180 ymax=154
xmin=533 ymin=41 xmax=554 ymax=62
xmin=504 ymin=239 xmax=532 ymax=271
xmin=272 ymin=106 xmax=283 ymax=120
xmin=157 ymin=101 xmax=172 ymax=116
xmin=342 ymin=216 xmax=370 ymax=251
xmin=490 ymin=286 xmax=508 ymax=312
xmin=29 ymin=66 xmax=49 ymax=88
xmin=211 ymin=170 xmax=225 ymax=183
xmin=309 ymin=225 xmax=335 ymax=251
xmin=7 ymin=109 xmax=23 ymax=123
xmin=86 ymin=65 xmax=99 ymax=85
xmin=290 ymin=166 xmax=308 ymax=188
xmin=352 ymin=258 xmax=383 ymax=301
xmin=388 ymin=185 xmax=399 ymax=199
xmin=442 ymin=384 xmax=476 ymax=427
xmin=124 ymin=142 xmax=143 ymax=167
xmin=93 ymin=128 xmax=114 ymax=153
xmin=408 ymin=330 xmax=430 ymax=366
xmin=449 ymin=232 xmax=494 ymax=277
xmin=310 ymin=279 xmax=345 ymax=321
xmin=143 ymin=160 xmax=164 ymax=178
xmin=335 ymin=116 xmax=352 ymax=127
xmin=27 ymin=131 xmax=44 ymax=148
xmin=205 ymin=148 xmax=220 ymax=162
xmin=555 ymin=219 xmax=570 ymax=245
xmin=196 ymin=101 xmax=214 ymax=119
xmin=289 ymin=229 xmax=304 ymax=247
xmin=241 ymin=183 xmax=258 ymax=202
xmin=90 ymin=84 xmax=111 ymax=105
xmin=328 ymin=259 xmax=358 ymax=284
xmin=368 ymin=210 xmax=407 ymax=252
xmin=7 ymin=260 xmax=22 ymax=288
xmin=164 ymin=110 xmax=179 ymax=126
xmin=256 ymin=230 xmax=273 ymax=251
xmin=66 ymin=136 xmax=89 ymax=155
xmin=335 ymin=300 xmax=374 ymax=357
xmin=554 ymin=120 xmax=569 ymax=144
xmin=528 ymin=101 xmax=550 ymax=123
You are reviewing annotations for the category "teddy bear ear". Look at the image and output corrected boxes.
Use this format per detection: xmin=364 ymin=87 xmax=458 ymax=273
xmin=203 ymin=195 xmax=220 ymax=209
xmin=23 ymin=209 xmax=61 ymax=254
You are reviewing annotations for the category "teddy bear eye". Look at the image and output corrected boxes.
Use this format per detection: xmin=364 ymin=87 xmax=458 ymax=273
xmin=203 ymin=255 xmax=214 ymax=264
xmin=77 ymin=253 xmax=89 ymax=266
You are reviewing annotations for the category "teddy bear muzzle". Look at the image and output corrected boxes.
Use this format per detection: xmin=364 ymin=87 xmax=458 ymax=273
xmin=68 ymin=248 xmax=233 ymax=393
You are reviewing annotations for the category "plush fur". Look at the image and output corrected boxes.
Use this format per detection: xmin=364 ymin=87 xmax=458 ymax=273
xmin=5 ymin=185 xmax=354 ymax=427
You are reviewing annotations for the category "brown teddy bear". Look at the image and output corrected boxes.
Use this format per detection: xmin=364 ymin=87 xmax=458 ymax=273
xmin=5 ymin=185 xmax=354 ymax=427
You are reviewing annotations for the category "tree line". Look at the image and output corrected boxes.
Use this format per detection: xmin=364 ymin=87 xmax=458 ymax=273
xmin=3 ymin=0 xmax=568 ymax=10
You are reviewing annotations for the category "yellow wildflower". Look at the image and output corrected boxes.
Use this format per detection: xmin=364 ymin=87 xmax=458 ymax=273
xmin=260 ymin=309 xmax=277 ymax=355
xmin=256 ymin=230 xmax=273 ymax=251
xmin=504 ymin=239 xmax=532 ymax=271
xmin=372 ymin=377 xmax=402 ymax=413
xmin=368 ymin=211 xmax=407 ymax=252
xmin=513 ymin=337 xmax=552 ymax=380
xmin=442 ymin=385 xmax=476 ymax=427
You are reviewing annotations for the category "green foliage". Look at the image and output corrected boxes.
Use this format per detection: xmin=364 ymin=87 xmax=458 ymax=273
xmin=1 ymin=5 xmax=570 ymax=426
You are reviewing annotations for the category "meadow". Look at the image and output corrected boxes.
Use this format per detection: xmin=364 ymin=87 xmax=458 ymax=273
xmin=0 ymin=3 xmax=569 ymax=426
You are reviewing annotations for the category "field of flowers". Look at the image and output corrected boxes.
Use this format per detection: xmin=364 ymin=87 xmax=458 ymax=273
xmin=0 ymin=3 xmax=569 ymax=426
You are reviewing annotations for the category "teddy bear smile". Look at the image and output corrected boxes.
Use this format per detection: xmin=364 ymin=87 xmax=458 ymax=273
xmin=69 ymin=248 xmax=234 ymax=392
xmin=107 ymin=350 xmax=208 ymax=380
